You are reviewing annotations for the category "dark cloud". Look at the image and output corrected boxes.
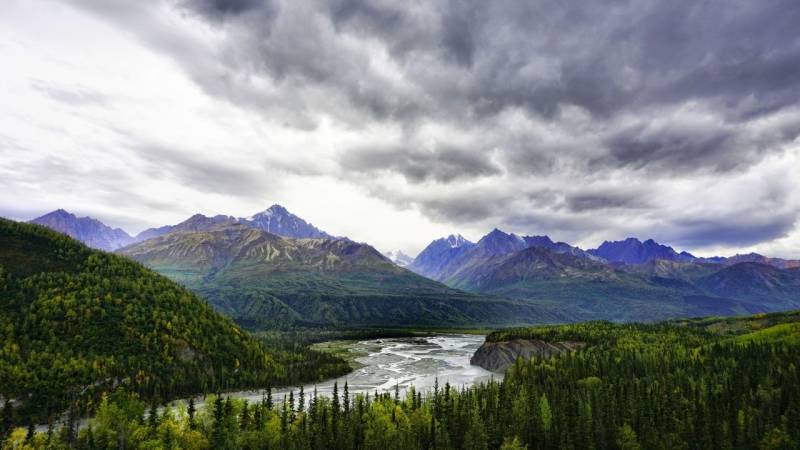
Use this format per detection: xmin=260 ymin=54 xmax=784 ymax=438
xmin=673 ymin=214 xmax=798 ymax=249
xmin=132 ymin=142 xmax=269 ymax=197
xmin=63 ymin=0 xmax=800 ymax=251
xmin=340 ymin=144 xmax=502 ymax=183
xmin=566 ymin=191 xmax=650 ymax=212
xmin=601 ymin=121 xmax=736 ymax=173
xmin=184 ymin=0 xmax=267 ymax=19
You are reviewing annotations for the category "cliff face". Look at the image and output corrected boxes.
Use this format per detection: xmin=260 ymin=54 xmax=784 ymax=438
xmin=471 ymin=339 xmax=585 ymax=372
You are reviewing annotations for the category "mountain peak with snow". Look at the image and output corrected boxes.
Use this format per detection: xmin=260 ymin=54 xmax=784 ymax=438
xmin=239 ymin=204 xmax=332 ymax=239
xmin=384 ymin=250 xmax=415 ymax=267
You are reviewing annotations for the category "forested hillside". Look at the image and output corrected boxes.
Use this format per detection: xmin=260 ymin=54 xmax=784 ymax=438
xmin=8 ymin=310 xmax=798 ymax=449
xmin=0 ymin=219 xmax=349 ymax=430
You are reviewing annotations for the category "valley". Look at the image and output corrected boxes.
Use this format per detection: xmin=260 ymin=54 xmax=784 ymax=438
xmin=6 ymin=0 xmax=800 ymax=447
xmin=3 ymin=208 xmax=800 ymax=449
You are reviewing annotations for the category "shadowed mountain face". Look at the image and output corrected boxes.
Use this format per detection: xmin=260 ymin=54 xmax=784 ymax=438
xmin=118 ymin=223 xmax=563 ymax=327
xmin=29 ymin=209 xmax=133 ymax=251
xmin=407 ymin=234 xmax=475 ymax=279
xmin=588 ymin=238 xmax=695 ymax=264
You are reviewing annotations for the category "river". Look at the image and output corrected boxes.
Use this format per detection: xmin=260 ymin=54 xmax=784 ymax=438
xmin=220 ymin=334 xmax=500 ymax=408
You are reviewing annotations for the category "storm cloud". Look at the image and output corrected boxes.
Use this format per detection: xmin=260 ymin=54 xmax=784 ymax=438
xmin=3 ymin=0 xmax=800 ymax=256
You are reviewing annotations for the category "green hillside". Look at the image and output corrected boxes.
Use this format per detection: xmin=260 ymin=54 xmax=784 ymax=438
xmin=119 ymin=224 xmax=565 ymax=327
xmin=0 ymin=219 xmax=347 ymax=426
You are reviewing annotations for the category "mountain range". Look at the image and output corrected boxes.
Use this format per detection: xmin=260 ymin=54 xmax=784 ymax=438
xmin=117 ymin=219 xmax=559 ymax=327
xmin=20 ymin=205 xmax=800 ymax=326
xmin=588 ymin=237 xmax=696 ymax=264
xmin=30 ymin=205 xmax=333 ymax=252
xmin=134 ymin=204 xmax=333 ymax=242
xmin=586 ymin=237 xmax=800 ymax=269
xmin=408 ymin=229 xmax=800 ymax=322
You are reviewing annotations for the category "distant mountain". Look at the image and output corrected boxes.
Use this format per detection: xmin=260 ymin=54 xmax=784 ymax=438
xmin=384 ymin=250 xmax=414 ymax=267
xmin=410 ymin=229 xmax=595 ymax=282
xmin=587 ymin=238 xmax=800 ymax=270
xmin=239 ymin=204 xmax=332 ymax=239
xmin=446 ymin=247 xmax=800 ymax=322
xmin=119 ymin=223 xmax=561 ymax=327
xmin=134 ymin=224 xmax=173 ymax=242
xmin=407 ymin=234 xmax=475 ymax=279
xmin=447 ymin=245 xmax=620 ymax=291
xmin=408 ymin=229 xmax=800 ymax=322
xmin=132 ymin=204 xmax=333 ymax=244
xmin=29 ymin=209 xmax=133 ymax=251
xmin=704 ymin=253 xmax=800 ymax=270
xmin=477 ymin=228 xmax=528 ymax=254
xmin=588 ymin=238 xmax=695 ymax=264
xmin=522 ymin=234 xmax=600 ymax=260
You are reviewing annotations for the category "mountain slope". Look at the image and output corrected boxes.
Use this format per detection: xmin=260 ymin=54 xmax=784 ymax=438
xmin=696 ymin=263 xmax=800 ymax=304
xmin=29 ymin=209 xmax=133 ymax=251
xmin=0 ymin=219 xmax=276 ymax=421
xmin=119 ymin=224 xmax=563 ymax=327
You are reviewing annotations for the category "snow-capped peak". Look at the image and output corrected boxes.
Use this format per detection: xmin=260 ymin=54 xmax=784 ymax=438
xmin=446 ymin=234 xmax=469 ymax=248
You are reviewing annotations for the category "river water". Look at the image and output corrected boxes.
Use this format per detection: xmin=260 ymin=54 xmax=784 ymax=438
xmin=222 ymin=334 xmax=501 ymax=408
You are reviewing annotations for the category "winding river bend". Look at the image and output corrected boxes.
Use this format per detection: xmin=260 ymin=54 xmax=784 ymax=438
xmin=223 ymin=334 xmax=501 ymax=407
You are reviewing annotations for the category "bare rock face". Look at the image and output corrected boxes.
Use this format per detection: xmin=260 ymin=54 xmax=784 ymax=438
xmin=470 ymin=339 xmax=585 ymax=373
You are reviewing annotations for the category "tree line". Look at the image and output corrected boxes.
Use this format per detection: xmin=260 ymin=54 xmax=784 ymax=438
xmin=4 ymin=320 xmax=798 ymax=449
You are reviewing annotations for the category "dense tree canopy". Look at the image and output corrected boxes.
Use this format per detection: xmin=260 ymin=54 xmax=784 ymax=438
xmin=4 ymin=309 xmax=798 ymax=449
xmin=0 ymin=219 xmax=349 ymax=428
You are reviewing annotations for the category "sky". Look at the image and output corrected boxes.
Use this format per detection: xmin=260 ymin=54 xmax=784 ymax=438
xmin=1 ymin=0 xmax=799 ymax=258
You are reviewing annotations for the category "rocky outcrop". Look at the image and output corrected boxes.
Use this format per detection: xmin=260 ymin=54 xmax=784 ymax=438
xmin=471 ymin=339 xmax=585 ymax=372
